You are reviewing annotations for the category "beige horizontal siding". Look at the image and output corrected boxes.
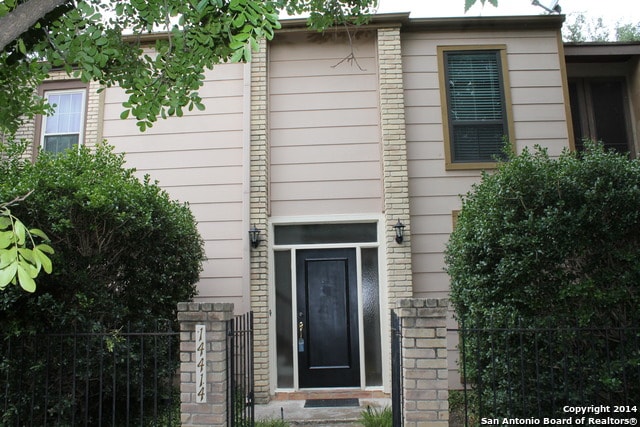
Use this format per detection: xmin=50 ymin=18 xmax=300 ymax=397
xmin=403 ymin=28 xmax=570 ymax=388
xmin=102 ymin=63 xmax=247 ymax=303
xmin=403 ymin=27 xmax=571 ymax=295
xmin=269 ymin=31 xmax=383 ymax=218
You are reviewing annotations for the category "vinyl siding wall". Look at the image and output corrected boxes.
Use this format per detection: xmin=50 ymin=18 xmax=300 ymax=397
xmin=403 ymin=28 xmax=569 ymax=300
xmin=402 ymin=28 xmax=570 ymax=386
xmin=268 ymin=31 xmax=383 ymax=217
xmin=102 ymin=63 xmax=248 ymax=307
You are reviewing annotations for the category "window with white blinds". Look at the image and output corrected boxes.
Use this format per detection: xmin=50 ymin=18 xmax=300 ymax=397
xmin=41 ymin=89 xmax=86 ymax=154
xmin=443 ymin=49 xmax=509 ymax=165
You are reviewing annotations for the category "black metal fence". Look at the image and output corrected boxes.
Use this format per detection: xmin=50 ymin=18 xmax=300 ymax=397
xmin=0 ymin=322 xmax=180 ymax=426
xmin=390 ymin=310 xmax=403 ymax=427
xmin=227 ymin=311 xmax=254 ymax=427
xmin=453 ymin=324 xmax=640 ymax=426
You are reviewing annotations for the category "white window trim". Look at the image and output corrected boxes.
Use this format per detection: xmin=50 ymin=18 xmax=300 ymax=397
xmin=40 ymin=88 xmax=87 ymax=153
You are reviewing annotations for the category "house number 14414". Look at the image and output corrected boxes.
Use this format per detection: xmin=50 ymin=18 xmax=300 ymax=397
xmin=195 ymin=325 xmax=207 ymax=403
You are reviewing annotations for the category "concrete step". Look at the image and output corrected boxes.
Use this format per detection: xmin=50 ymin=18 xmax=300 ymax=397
xmin=255 ymin=397 xmax=390 ymax=427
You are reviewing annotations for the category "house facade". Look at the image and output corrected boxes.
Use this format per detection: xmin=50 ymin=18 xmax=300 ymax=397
xmin=22 ymin=14 xmax=640 ymax=402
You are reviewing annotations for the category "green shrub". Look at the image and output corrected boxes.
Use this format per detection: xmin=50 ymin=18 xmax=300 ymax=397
xmin=256 ymin=418 xmax=290 ymax=427
xmin=446 ymin=142 xmax=640 ymax=416
xmin=359 ymin=406 xmax=392 ymax=427
xmin=0 ymin=143 xmax=205 ymax=423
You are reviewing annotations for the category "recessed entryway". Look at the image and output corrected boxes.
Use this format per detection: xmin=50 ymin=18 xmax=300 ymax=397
xmin=272 ymin=221 xmax=384 ymax=391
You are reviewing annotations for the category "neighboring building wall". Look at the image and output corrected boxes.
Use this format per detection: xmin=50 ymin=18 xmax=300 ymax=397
xmin=102 ymin=63 xmax=249 ymax=307
xmin=402 ymin=25 xmax=570 ymax=386
xmin=268 ymin=31 xmax=383 ymax=217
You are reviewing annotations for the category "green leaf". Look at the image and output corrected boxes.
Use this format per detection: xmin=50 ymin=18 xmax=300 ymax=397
xmin=230 ymin=48 xmax=244 ymax=63
xmin=233 ymin=13 xmax=246 ymax=28
xmin=14 ymin=220 xmax=26 ymax=245
xmin=0 ymin=263 xmax=18 ymax=289
xmin=17 ymin=38 xmax=26 ymax=55
xmin=17 ymin=264 xmax=36 ymax=292
xmin=0 ymin=231 xmax=13 ymax=249
xmin=120 ymin=109 xmax=130 ymax=120
xmin=36 ymin=244 xmax=55 ymax=255
xmin=196 ymin=0 xmax=208 ymax=12
xmin=0 ymin=249 xmax=17 ymax=269
xmin=34 ymin=248 xmax=53 ymax=274
xmin=29 ymin=228 xmax=50 ymax=241
xmin=465 ymin=0 xmax=478 ymax=12
xmin=0 ymin=216 xmax=11 ymax=230
xmin=18 ymin=248 xmax=36 ymax=265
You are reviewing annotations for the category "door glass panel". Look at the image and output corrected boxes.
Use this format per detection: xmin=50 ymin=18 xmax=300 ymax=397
xmin=362 ymin=248 xmax=382 ymax=386
xmin=275 ymin=223 xmax=377 ymax=245
xmin=275 ymin=250 xmax=293 ymax=388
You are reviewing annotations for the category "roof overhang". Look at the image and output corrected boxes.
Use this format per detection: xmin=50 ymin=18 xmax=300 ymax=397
xmin=564 ymin=42 xmax=640 ymax=63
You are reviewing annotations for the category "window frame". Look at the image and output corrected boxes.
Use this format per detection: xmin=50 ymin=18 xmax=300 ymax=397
xmin=438 ymin=45 xmax=515 ymax=170
xmin=33 ymin=80 xmax=88 ymax=159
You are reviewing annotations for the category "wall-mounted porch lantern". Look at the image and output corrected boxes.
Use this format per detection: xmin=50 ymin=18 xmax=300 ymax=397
xmin=393 ymin=219 xmax=405 ymax=244
xmin=249 ymin=224 xmax=261 ymax=249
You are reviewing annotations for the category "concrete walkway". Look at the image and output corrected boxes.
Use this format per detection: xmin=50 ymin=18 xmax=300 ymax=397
xmin=255 ymin=397 xmax=391 ymax=426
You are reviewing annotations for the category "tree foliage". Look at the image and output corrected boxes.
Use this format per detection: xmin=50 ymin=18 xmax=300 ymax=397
xmin=563 ymin=12 xmax=640 ymax=42
xmin=0 ymin=0 xmax=494 ymax=137
xmin=616 ymin=22 xmax=640 ymax=42
xmin=446 ymin=143 xmax=640 ymax=415
xmin=0 ymin=192 xmax=54 ymax=292
xmin=0 ymin=0 xmax=380 ymax=136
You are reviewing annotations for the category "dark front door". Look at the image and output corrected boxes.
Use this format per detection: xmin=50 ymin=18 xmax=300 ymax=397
xmin=296 ymin=248 xmax=360 ymax=388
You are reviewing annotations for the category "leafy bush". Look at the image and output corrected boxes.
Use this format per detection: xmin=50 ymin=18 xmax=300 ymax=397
xmin=359 ymin=406 xmax=392 ymax=427
xmin=0 ymin=143 xmax=205 ymax=423
xmin=256 ymin=418 xmax=290 ymax=427
xmin=446 ymin=143 xmax=640 ymax=417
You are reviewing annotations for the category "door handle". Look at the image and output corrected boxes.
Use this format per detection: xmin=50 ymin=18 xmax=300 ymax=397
xmin=298 ymin=321 xmax=305 ymax=352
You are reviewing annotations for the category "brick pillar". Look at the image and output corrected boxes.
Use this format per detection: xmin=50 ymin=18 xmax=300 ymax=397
xmin=378 ymin=27 xmax=413 ymax=310
xmin=178 ymin=302 xmax=234 ymax=427
xmin=397 ymin=298 xmax=449 ymax=427
xmin=249 ymin=38 xmax=270 ymax=404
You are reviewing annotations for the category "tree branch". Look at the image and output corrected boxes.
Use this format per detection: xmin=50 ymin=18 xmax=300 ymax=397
xmin=0 ymin=0 xmax=69 ymax=53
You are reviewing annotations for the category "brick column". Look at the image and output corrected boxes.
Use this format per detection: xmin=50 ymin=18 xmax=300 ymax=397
xmin=249 ymin=38 xmax=270 ymax=403
xmin=378 ymin=27 xmax=413 ymax=309
xmin=178 ymin=302 xmax=234 ymax=427
xmin=397 ymin=298 xmax=449 ymax=427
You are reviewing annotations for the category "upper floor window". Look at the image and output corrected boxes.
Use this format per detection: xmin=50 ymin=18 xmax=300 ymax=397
xmin=38 ymin=85 xmax=87 ymax=155
xmin=569 ymin=78 xmax=633 ymax=156
xmin=439 ymin=46 xmax=514 ymax=170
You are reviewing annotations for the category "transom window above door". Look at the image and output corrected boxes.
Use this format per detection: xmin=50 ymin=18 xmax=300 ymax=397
xmin=274 ymin=222 xmax=377 ymax=245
